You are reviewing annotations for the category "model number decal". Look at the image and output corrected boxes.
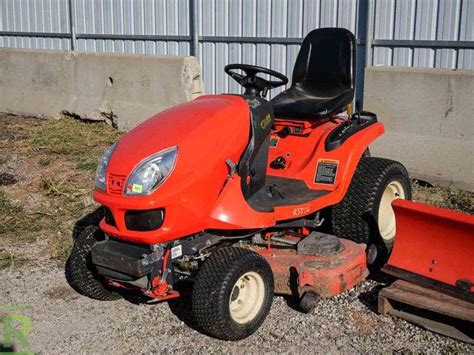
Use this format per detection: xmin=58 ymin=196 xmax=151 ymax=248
xmin=314 ymin=159 xmax=339 ymax=185
xmin=293 ymin=206 xmax=311 ymax=216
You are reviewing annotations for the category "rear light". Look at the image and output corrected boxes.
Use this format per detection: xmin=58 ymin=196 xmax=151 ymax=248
xmin=125 ymin=209 xmax=164 ymax=231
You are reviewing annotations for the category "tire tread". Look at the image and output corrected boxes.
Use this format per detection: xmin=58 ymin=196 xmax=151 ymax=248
xmin=65 ymin=225 xmax=121 ymax=301
xmin=191 ymin=247 xmax=273 ymax=340
xmin=331 ymin=157 xmax=411 ymax=244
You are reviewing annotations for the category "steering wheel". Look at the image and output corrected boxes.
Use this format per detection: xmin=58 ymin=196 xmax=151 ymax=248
xmin=225 ymin=64 xmax=288 ymax=97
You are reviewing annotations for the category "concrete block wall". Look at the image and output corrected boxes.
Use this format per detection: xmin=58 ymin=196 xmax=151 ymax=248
xmin=0 ymin=49 xmax=203 ymax=130
xmin=364 ymin=67 xmax=474 ymax=192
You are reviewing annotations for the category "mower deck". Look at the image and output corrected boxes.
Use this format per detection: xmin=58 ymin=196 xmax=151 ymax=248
xmin=256 ymin=233 xmax=368 ymax=298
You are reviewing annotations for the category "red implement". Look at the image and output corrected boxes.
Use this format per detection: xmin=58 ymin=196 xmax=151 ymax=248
xmin=383 ymin=199 xmax=474 ymax=302
xmin=259 ymin=238 xmax=368 ymax=298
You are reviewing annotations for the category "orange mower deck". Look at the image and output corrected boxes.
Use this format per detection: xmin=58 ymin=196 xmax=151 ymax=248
xmin=259 ymin=239 xmax=367 ymax=298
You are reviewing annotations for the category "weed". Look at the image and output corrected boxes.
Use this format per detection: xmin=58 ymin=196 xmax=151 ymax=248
xmin=0 ymin=190 xmax=12 ymax=209
xmin=50 ymin=235 xmax=74 ymax=263
xmin=75 ymin=157 xmax=98 ymax=171
xmin=0 ymin=191 xmax=45 ymax=242
xmin=412 ymin=181 xmax=473 ymax=214
xmin=38 ymin=158 xmax=50 ymax=167
xmin=0 ymin=248 xmax=27 ymax=270
xmin=0 ymin=249 xmax=13 ymax=269
xmin=31 ymin=118 xmax=121 ymax=162
xmin=39 ymin=176 xmax=88 ymax=199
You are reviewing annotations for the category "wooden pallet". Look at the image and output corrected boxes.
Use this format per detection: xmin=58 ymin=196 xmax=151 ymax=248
xmin=378 ymin=280 xmax=474 ymax=344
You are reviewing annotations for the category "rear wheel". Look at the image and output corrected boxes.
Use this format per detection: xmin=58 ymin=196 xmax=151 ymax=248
xmin=331 ymin=157 xmax=411 ymax=267
xmin=378 ymin=180 xmax=406 ymax=241
xmin=191 ymin=247 xmax=274 ymax=340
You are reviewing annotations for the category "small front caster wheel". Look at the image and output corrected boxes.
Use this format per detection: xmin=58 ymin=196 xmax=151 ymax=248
xmin=299 ymin=291 xmax=320 ymax=314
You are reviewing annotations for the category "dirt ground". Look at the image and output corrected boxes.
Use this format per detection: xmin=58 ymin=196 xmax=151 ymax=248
xmin=0 ymin=113 xmax=472 ymax=353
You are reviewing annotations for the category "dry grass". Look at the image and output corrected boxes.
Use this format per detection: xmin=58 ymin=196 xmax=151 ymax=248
xmin=0 ymin=113 xmax=472 ymax=270
xmin=0 ymin=113 xmax=123 ymax=268
xmin=412 ymin=182 xmax=473 ymax=214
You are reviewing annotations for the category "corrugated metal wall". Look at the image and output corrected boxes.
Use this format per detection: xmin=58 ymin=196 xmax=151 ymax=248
xmin=74 ymin=0 xmax=191 ymax=55
xmin=372 ymin=0 xmax=473 ymax=69
xmin=0 ymin=0 xmax=71 ymax=50
xmin=198 ymin=0 xmax=359 ymax=95
xmin=1 ymin=0 xmax=473 ymax=97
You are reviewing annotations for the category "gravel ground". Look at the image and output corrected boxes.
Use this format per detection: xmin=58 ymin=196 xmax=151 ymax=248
xmin=1 ymin=263 xmax=472 ymax=353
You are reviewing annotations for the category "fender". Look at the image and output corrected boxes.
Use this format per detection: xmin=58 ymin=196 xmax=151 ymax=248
xmin=209 ymin=119 xmax=385 ymax=228
xmin=272 ymin=120 xmax=384 ymax=220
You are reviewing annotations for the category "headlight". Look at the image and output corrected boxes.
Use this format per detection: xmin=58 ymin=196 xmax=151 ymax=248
xmin=125 ymin=146 xmax=178 ymax=195
xmin=95 ymin=142 xmax=117 ymax=191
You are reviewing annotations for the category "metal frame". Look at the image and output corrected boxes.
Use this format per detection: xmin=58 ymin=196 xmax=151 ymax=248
xmin=189 ymin=0 xmax=199 ymax=57
xmin=68 ymin=0 xmax=76 ymax=50
xmin=372 ymin=39 xmax=474 ymax=49
xmin=365 ymin=0 xmax=375 ymax=67
xmin=0 ymin=31 xmax=71 ymax=39
xmin=200 ymin=36 xmax=303 ymax=45
xmin=77 ymin=34 xmax=192 ymax=42
xmin=3 ymin=31 xmax=469 ymax=49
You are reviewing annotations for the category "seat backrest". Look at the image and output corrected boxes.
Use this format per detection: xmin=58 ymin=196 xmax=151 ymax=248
xmin=292 ymin=28 xmax=355 ymax=96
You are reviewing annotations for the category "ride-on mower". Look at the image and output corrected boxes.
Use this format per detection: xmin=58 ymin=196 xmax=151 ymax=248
xmin=66 ymin=28 xmax=412 ymax=340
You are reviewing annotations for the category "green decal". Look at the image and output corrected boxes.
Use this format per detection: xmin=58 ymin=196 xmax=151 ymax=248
xmin=132 ymin=184 xmax=143 ymax=193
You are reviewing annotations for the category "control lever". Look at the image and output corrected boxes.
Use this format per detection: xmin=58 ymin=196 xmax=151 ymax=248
xmin=276 ymin=126 xmax=291 ymax=137
xmin=353 ymin=100 xmax=362 ymax=123
xmin=270 ymin=156 xmax=286 ymax=170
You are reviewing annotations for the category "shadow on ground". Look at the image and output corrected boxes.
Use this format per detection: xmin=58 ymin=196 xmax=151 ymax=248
xmin=358 ymin=271 xmax=395 ymax=313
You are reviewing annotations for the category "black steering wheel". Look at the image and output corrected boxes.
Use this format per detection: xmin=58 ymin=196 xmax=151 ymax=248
xmin=225 ymin=64 xmax=288 ymax=97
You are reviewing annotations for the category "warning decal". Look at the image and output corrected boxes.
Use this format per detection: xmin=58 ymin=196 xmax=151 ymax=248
xmin=314 ymin=159 xmax=339 ymax=184
xmin=171 ymin=245 xmax=183 ymax=259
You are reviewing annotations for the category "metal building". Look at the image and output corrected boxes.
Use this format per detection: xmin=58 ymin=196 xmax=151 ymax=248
xmin=1 ymin=0 xmax=473 ymax=99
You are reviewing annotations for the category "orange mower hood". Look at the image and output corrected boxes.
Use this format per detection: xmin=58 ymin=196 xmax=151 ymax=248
xmin=106 ymin=95 xmax=251 ymax=189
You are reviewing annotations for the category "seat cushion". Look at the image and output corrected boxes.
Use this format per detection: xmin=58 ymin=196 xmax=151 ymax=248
xmin=271 ymin=85 xmax=354 ymax=119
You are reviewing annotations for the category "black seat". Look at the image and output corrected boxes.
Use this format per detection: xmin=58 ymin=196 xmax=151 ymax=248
xmin=271 ymin=28 xmax=356 ymax=119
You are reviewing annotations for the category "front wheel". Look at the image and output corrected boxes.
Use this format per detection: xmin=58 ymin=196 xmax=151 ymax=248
xmin=331 ymin=157 xmax=411 ymax=268
xmin=191 ymin=247 xmax=274 ymax=340
xmin=65 ymin=223 xmax=121 ymax=301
